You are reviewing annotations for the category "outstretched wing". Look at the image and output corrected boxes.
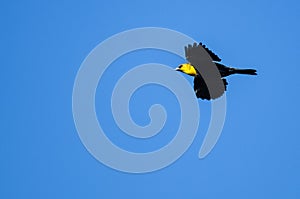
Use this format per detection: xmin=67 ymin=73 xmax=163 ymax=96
xmin=185 ymin=42 xmax=221 ymax=63
xmin=194 ymin=75 xmax=228 ymax=100
xmin=185 ymin=42 xmax=226 ymax=100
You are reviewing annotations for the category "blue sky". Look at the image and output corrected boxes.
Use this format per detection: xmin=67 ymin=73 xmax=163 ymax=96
xmin=1 ymin=0 xmax=300 ymax=198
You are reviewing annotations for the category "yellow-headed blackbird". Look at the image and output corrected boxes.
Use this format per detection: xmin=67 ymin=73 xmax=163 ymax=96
xmin=175 ymin=42 xmax=257 ymax=100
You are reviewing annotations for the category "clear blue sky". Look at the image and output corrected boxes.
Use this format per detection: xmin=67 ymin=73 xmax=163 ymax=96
xmin=1 ymin=0 xmax=300 ymax=198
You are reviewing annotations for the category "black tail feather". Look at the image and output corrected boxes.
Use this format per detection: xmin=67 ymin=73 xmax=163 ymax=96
xmin=233 ymin=68 xmax=257 ymax=75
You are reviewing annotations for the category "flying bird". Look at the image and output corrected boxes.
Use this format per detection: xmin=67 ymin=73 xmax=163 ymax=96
xmin=175 ymin=42 xmax=257 ymax=100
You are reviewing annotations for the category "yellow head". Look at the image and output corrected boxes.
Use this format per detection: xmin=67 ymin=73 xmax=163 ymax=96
xmin=175 ymin=63 xmax=198 ymax=76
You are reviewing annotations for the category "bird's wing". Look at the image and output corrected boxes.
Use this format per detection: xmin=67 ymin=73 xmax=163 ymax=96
xmin=185 ymin=42 xmax=226 ymax=100
xmin=185 ymin=42 xmax=221 ymax=63
xmin=194 ymin=75 xmax=228 ymax=100
xmin=193 ymin=75 xmax=210 ymax=100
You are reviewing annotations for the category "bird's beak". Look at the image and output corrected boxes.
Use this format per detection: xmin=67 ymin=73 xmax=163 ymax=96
xmin=175 ymin=67 xmax=180 ymax=71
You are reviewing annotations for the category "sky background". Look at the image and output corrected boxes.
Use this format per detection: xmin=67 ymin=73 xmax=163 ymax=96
xmin=1 ymin=0 xmax=300 ymax=198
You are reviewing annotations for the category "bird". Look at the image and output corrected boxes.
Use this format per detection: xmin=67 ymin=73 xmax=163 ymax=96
xmin=175 ymin=42 xmax=257 ymax=100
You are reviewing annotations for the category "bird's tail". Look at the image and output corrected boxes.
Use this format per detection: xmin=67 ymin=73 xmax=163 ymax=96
xmin=232 ymin=68 xmax=257 ymax=75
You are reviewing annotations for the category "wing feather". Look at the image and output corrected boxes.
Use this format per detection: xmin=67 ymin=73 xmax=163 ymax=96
xmin=194 ymin=75 xmax=227 ymax=100
xmin=185 ymin=42 xmax=221 ymax=63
